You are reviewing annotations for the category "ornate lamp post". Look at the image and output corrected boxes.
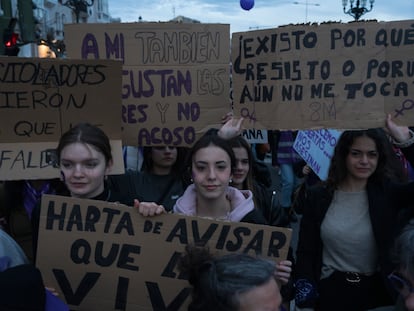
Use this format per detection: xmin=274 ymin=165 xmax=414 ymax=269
xmin=342 ymin=0 xmax=374 ymax=21
xmin=62 ymin=0 xmax=94 ymax=23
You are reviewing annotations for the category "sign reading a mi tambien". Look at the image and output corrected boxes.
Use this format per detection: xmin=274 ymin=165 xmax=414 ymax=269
xmin=65 ymin=22 xmax=231 ymax=146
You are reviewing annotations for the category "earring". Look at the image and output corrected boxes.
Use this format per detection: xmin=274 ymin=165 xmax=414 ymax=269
xmin=229 ymin=178 xmax=233 ymax=183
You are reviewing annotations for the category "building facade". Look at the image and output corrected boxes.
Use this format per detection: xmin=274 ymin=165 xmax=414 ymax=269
xmin=0 ymin=0 xmax=114 ymax=57
xmin=0 ymin=0 xmax=198 ymax=58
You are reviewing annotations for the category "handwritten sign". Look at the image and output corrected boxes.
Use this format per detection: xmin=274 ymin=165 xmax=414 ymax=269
xmin=242 ymin=128 xmax=268 ymax=143
xmin=0 ymin=140 xmax=123 ymax=180
xmin=293 ymin=129 xmax=342 ymax=180
xmin=0 ymin=57 xmax=124 ymax=180
xmin=65 ymin=23 xmax=231 ymax=146
xmin=231 ymin=20 xmax=414 ymax=130
xmin=36 ymin=194 xmax=292 ymax=311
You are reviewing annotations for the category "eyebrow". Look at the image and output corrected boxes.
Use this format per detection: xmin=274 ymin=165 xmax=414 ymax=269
xmin=61 ymin=158 xmax=100 ymax=162
xmin=350 ymin=148 xmax=377 ymax=153
xmin=195 ymin=160 xmax=228 ymax=165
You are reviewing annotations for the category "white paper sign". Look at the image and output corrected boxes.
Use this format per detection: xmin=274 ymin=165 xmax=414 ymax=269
xmin=242 ymin=128 xmax=268 ymax=144
xmin=293 ymin=129 xmax=342 ymax=180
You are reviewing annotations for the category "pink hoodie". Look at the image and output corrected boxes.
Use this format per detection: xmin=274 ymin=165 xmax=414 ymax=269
xmin=173 ymin=184 xmax=255 ymax=222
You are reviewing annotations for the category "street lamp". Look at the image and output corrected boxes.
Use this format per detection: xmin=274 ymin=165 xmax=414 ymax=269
xmin=293 ymin=1 xmax=320 ymax=23
xmin=342 ymin=0 xmax=374 ymax=21
xmin=62 ymin=0 xmax=94 ymax=23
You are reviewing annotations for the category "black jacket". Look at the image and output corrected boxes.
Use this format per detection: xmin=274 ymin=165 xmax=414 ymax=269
xmin=295 ymin=145 xmax=414 ymax=307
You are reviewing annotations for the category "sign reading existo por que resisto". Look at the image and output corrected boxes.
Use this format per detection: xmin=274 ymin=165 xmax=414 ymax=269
xmin=231 ymin=20 xmax=414 ymax=130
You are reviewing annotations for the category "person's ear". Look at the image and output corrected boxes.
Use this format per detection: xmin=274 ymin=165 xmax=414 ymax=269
xmin=105 ymin=159 xmax=113 ymax=176
xmin=60 ymin=171 xmax=65 ymax=182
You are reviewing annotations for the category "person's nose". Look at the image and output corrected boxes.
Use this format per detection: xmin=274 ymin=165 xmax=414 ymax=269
xmin=360 ymin=153 xmax=369 ymax=163
xmin=207 ymin=167 xmax=217 ymax=180
xmin=235 ymin=160 xmax=243 ymax=170
xmin=405 ymin=292 xmax=414 ymax=311
xmin=73 ymin=164 xmax=84 ymax=177
xmin=164 ymin=146 xmax=173 ymax=154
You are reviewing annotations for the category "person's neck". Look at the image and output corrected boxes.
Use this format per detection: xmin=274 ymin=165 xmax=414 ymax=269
xmin=71 ymin=185 xmax=106 ymax=200
xmin=28 ymin=179 xmax=50 ymax=191
xmin=151 ymin=166 xmax=172 ymax=176
xmin=196 ymin=195 xmax=231 ymax=219
xmin=231 ymin=182 xmax=243 ymax=190
xmin=338 ymin=177 xmax=367 ymax=192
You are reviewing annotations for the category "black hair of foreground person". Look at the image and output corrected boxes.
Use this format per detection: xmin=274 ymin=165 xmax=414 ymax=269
xmin=178 ymin=245 xmax=283 ymax=311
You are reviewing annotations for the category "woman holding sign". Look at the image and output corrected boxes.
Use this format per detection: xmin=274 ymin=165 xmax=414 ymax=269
xmin=137 ymin=129 xmax=293 ymax=288
xmin=294 ymin=115 xmax=414 ymax=311
xmin=47 ymin=122 xmax=135 ymax=203
xmin=32 ymin=123 xmax=162 ymax=259
xmin=138 ymin=132 xmax=266 ymax=223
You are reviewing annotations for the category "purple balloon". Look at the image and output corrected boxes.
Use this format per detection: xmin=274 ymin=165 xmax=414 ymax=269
xmin=240 ymin=0 xmax=254 ymax=10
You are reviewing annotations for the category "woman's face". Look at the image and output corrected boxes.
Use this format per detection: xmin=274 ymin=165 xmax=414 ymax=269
xmin=232 ymin=147 xmax=250 ymax=188
xmin=404 ymin=275 xmax=414 ymax=311
xmin=397 ymin=270 xmax=414 ymax=311
xmin=192 ymin=145 xmax=232 ymax=201
xmin=238 ymin=278 xmax=282 ymax=311
xmin=151 ymin=146 xmax=177 ymax=171
xmin=60 ymin=142 xmax=111 ymax=198
xmin=345 ymin=135 xmax=379 ymax=182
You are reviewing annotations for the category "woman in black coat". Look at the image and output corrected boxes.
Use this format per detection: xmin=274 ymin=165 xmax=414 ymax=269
xmin=294 ymin=116 xmax=414 ymax=311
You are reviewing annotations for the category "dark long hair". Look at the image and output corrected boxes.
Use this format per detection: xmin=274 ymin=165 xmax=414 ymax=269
xmin=141 ymin=146 xmax=189 ymax=176
xmin=228 ymin=136 xmax=254 ymax=191
xmin=227 ymin=136 xmax=264 ymax=211
xmin=186 ymin=134 xmax=236 ymax=174
xmin=57 ymin=123 xmax=112 ymax=165
xmin=326 ymin=128 xmax=405 ymax=190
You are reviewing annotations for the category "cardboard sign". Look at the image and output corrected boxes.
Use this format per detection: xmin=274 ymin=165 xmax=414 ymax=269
xmin=0 ymin=140 xmax=123 ymax=180
xmin=293 ymin=129 xmax=342 ymax=180
xmin=36 ymin=194 xmax=292 ymax=311
xmin=231 ymin=20 xmax=414 ymax=130
xmin=0 ymin=57 xmax=125 ymax=180
xmin=65 ymin=23 xmax=231 ymax=146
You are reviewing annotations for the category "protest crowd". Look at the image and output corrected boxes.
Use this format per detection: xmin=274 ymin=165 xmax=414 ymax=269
xmin=1 ymin=19 xmax=414 ymax=311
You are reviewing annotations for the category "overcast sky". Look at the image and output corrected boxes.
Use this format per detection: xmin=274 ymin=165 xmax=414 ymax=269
xmin=108 ymin=0 xmax=414 ymax=33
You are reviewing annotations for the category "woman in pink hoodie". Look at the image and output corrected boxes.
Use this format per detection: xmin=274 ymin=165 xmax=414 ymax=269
xmin=137 ymin=132 xmax=292 ymax=288
xmin=137 ymin=132 xmax=265 ymax=223
xmin=174 ymin=133 xmax=266 ymax=223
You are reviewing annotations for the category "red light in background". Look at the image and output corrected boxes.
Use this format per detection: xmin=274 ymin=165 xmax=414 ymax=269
xmin=5 ymin=33 xmax=18 ymax=47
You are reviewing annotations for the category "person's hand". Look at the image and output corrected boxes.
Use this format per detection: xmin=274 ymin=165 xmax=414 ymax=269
xmin=302 ymin=165 xmax=311 ymax=176
xmin=275 ymin=260 xmax=292 ymax=285
xmin=385 ymin=113 xmax=411 ymax=143
xmin=134 ymin=199 xmax=165 ymax=216
xmin=218 ymin=117 xmax=245 ymax=140
xmin=221 ymin=111 xmax=234 ymax=124
xmin=45 ymin=287 xmax=59 ymax=296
